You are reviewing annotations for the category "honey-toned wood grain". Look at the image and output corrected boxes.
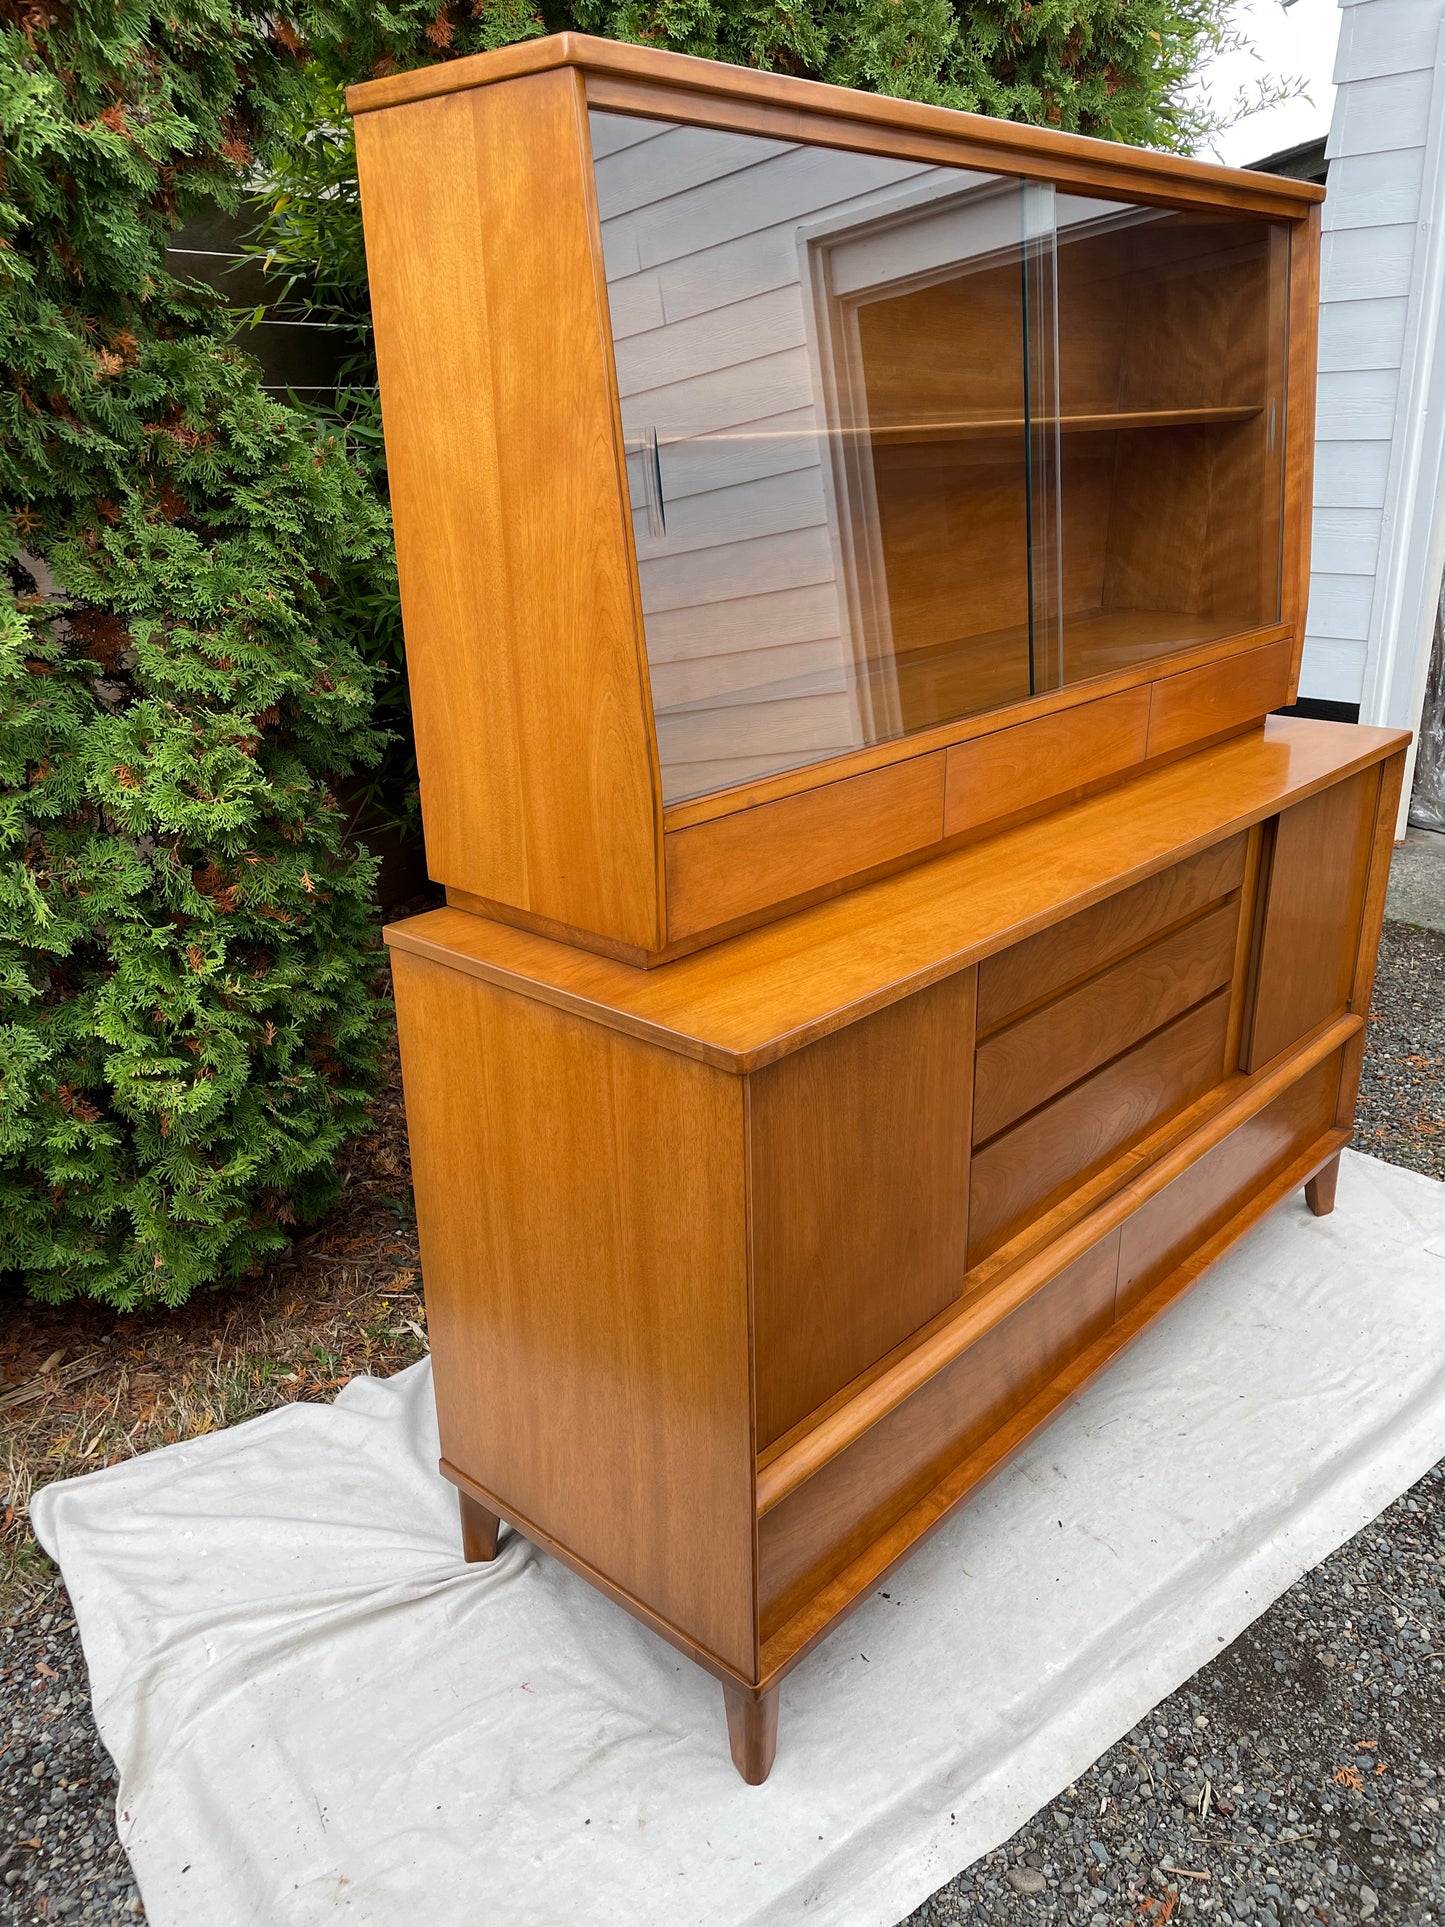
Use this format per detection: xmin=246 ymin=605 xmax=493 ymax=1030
xmin=664 ymin=753 xmax=944 ymax=944
xmin=1245 ymin=767 xmax=1379 ymax=1072
xmin=354 ymin=70 xmax=662 ymax=948
xmin=1146 ymin=640 xmax=1293 ymax=758
xmin=385 ymin=720 xmax=1410 ymax=1072
xmin=391 ymin=947 xmax=756 ymax=1675
xmin=349 ymin=38 xmax=1324 ymax=222
xmin=976 ymin=835 xmax=1247 ymax=1034
xmin=943 ymin=688 xmax=1151 ymax=838
xmin=758 ymin=1102 xmax=1349 ymax=1687
xmin=969 ymin=991 xmax=1231 ymax=1263
xmin=1116 ymin=1049 xmax=1342 ymax=1315
xmin=760 ymin=1005 xmax=1360 ymax=1515
xmin=973 ymin=898 xmax=1239 ymax=1144
xmin=1282 ymin=207 xmax=1322 ymax=688
xmin=1334 ymin=749 xmax=1407 ymax=1128
xmin=749 ymin=972 xmax=975 ymax=1450
xmin=757 ymin=1236 xmax=1120 ymax=1640
xmin=662 ymin=626 xmax=1289 ymax=835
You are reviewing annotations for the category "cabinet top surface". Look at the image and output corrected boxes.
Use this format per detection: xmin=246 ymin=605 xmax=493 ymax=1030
xmin=385 ymin=718 xmax=1405 ymax=1073
xmin=347 ymin=35 xmax=1323 ymax=218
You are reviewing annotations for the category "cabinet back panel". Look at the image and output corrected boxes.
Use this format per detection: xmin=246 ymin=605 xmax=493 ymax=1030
xmin=355 ymin=73 xmax=662 ymax=945
xmin=749 ymin=972 xmax=976 ymax=1449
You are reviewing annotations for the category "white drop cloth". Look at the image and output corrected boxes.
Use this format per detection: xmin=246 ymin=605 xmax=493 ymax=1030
xmin=31 ymin=1149 xmax=1445 ymax=1927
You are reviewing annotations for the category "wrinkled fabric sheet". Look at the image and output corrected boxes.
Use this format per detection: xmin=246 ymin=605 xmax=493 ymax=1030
xmin=32 ymin=1149 xmax=1445 ymax=1927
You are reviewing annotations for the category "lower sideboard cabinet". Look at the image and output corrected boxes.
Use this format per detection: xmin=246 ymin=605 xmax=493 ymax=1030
xmin=385 ymin=718 xmax=1407 ymax=1784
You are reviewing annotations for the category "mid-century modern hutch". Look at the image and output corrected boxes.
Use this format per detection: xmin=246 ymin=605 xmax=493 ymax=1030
xmin=350 ymin=37 xmax=1409 ymax=1784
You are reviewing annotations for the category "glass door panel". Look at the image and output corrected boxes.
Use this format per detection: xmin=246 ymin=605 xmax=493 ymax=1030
xmin=1051 ymin=197 xmax=1289 ymax=685
xmin=589 ymin=110 xmax=1060 ymax=804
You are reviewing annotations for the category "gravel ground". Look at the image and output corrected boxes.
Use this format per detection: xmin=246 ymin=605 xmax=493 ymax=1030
xmin=3 ymin=921 xmax=1444 ymax=1926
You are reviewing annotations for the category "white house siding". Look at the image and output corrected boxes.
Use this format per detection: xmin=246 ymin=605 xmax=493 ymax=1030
xmin=1302 ymin=0 xmax=1445 ymax=796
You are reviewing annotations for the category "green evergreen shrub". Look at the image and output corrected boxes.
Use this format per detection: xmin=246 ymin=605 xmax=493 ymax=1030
xmin=0 ymin=2 xmax=393 ymax=1308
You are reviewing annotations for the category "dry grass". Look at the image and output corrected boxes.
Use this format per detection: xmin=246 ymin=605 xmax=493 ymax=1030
xmin=0 ymin=1034 xmax=429 ymax=1617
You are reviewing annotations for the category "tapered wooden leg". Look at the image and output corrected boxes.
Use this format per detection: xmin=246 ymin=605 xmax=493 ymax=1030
xmin=458 ymin=1489 xmax=502 ymax=1563
xmin=722 ymin=1681 xmax=779 ymax=1785
xmin=1305 ymin=1152 xmax=1341 ymax=1218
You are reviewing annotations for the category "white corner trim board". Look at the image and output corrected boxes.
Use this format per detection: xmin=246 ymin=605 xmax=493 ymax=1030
xmin=1357 ymin=16 xmax=1445 ymax=826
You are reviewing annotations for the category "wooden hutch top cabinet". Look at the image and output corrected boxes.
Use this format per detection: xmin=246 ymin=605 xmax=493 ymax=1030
xmin=355 ymin=41 xmax=1410 ymax=1788
xmin=350 ymin=36 xmax=1321 ymax=964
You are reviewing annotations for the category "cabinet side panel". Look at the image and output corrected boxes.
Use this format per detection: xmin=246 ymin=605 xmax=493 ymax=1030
xmin=392 ymin=950 xmax=754 ymax=1674
xmin=1244 ymin=766 xmax=1378 ymax=1071
xmin=355 ymin=72 xmax=661 ymax=948
xmin=749 ymin=971 xmax=975 ymax=1450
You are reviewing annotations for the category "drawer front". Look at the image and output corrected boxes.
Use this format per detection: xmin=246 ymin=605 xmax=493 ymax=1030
xmin=1244 ymin=769 xmax=1379 ymax=1072
xmin=969 ymin=991 xmax=1231 ymax=1264
xmin=943 ymin=688 xmax=1150 ymax=839
xmin=749 ymin=971 xmax=975 ymax=1450
xmin=757 ymin=1236 xmax=1121 ymax=1641
xmin=1117 ymin=1050 xmax=1343 ymax=1316
xmin=1146 ymin=640 xmax=1293 ymax=759
xmin=973 ymin=898 xmax=1239 ymax=1144
xmin=664 ymin=753 xmax=945 ymax=942
xmin=977 ymin=835 xmax=1247 ymax=1034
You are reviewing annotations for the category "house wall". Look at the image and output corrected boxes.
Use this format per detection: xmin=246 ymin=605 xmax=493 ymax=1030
xmin=1301 ymin=0 xmax=1445 ymax=791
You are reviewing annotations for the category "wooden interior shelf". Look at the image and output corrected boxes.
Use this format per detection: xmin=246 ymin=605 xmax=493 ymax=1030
xmin=868 ymin=404 xmax=1264 ymax=444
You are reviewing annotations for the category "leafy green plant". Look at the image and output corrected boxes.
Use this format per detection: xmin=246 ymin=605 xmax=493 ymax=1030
xmin=1 ymin=1 xmax=393 ymax=1308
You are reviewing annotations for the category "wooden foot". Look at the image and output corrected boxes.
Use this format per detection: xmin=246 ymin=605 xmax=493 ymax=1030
xmin=1305 ymin=1152 xmax=1341 ymax=1218
xmin=722 ymin=1681 xmax=779 ymax=1785
xmin=458 ymin=1489 xmax=502 ymax=1563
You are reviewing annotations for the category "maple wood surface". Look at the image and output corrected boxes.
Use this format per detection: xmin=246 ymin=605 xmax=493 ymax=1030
xmin=1116 ymin=1050 xmax=1342 ymax=1314
xmin=1245 ymin=768 xmax=1380 ymax=1072
xmin=664 ymin=753 xmax=945 ymax=944
xmin=1146 ymin=640 xmax=1294 ymax=758
xmin=968 ymin=991 xmax=1232 ymax=1264
xmin=757 ymin=1236 xmax=1120 ymax=1640
xmin=749 ymin=973 xmax=975 ymax=1449
xmin=348 ymin=37 xmax=1323 ymax=224
xmin=943 ymin=688 xmax=1150 ymax=838
xmin=975 ymin=835 xmax=1247 ymax=1033
xmin=972 ymin=898 xmax=1239 ymax=1144
xmin=384 ymin=719 xmax=1408 ymax=1073
xmin=391 ymin=947 xmax=756 ymax=1676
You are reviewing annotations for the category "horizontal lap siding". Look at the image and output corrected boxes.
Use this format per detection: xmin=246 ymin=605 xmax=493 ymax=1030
xmin=1301 ymin=0 xmax=1444 ymax=708
xmin=591 ymin=113 xmax=943 ymax=799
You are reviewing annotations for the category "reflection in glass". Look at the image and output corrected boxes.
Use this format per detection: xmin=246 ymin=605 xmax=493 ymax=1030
xmin=590 ymin=112 xmax=1286 ymax=805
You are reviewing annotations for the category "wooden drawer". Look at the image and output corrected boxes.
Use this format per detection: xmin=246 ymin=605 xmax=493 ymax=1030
xmin=943 ymin=688 xmax=1150 ymax=839
xmin=969 ymin=991 xmax=1231 ymax=1264
xmin=664 ymin=753 xmax=945 ymax=942
xmin=973 ymin=898 xmax=1239 ymax=1143
xmin=1117 ymin=1050 xmax=1343 ymax=1316
xmin=977 ymin=835 xmax=1247 ymax=1034
xmin=1146 ymin=640 xmax=1293 ymax=758
xmin=757 ymin=1236 xmax=1121 ymax=1641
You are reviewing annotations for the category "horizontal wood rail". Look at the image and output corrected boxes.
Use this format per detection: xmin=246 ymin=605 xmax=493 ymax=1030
xmin=754 ymin=1011 xmax=1361 ymax=1517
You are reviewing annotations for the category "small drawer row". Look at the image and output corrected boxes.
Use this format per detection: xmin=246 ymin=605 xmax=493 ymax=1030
xmin=664 ymin=640 xmax=1292 ymax=942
